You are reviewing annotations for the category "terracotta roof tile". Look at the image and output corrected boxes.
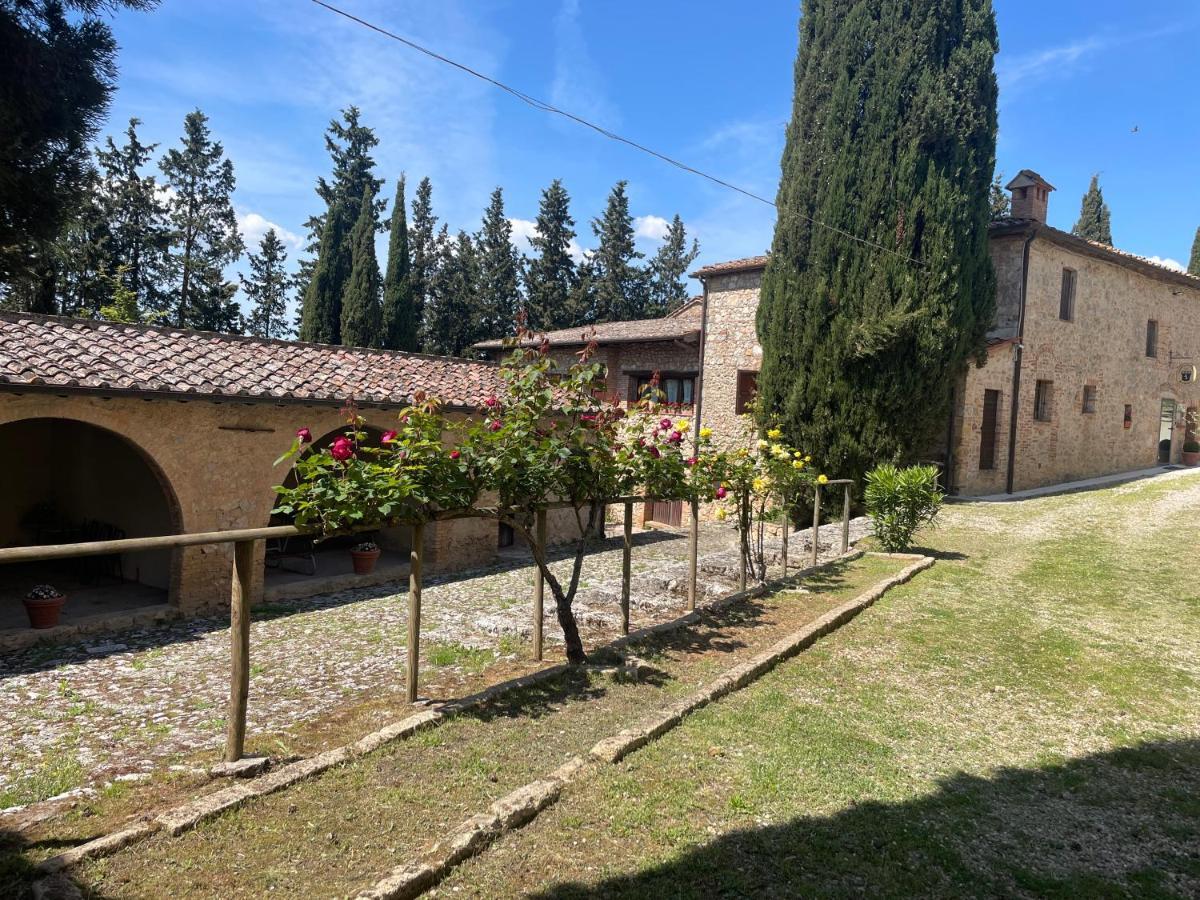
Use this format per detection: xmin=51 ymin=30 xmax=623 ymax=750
xmin=473 ymin=305 xmax=701 ymax=350
xmin=0 ymin=313 xmax=503 ymax=408
xmin=691 ymin=255 xmax=769 ymax=278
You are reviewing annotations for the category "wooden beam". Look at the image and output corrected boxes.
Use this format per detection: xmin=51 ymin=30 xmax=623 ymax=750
xmin=841 ymin=483 xmax=852 ymax=554
xmin=533 ymin=509 xmax=546 ymax=660
xmin=224 ymin=539 xmax=256 ymax=763
xmin=687 ymin=499 xmax=699 ymax=611
xmin=811 ymin=483 xmax=822 ymax=568
xmin=406 ymin=523 xmax=424 ymax=703
xmin=621 ymin=502 xmax=633 ymax=635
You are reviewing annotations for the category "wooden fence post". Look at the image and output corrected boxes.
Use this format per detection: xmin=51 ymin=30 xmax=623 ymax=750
xmin=781 ymin=502 xmax=789 ymax=577
xmin=407 ymin=522 xmax=424 ymax=703
xmin=224 ymin=539 xmax=256 ymax=763
xmin=621 ymin=502 xmax=632 ymax=635
xmin=811 ymin=483 xmax=822 ymax=568
xmin=841 ymin=482 xmax=852 ymax=554
xmin=533 ymin=509 xmax=547 ymax=660
xmin=687 ymin=499 xmax=699 ymax=611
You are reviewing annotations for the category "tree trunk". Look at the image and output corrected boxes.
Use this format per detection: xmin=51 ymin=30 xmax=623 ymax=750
xmin=554 ymin=594 xmax=587 ymax=664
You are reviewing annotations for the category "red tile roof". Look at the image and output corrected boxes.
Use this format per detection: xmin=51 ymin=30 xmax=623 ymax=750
xmin=691 ymin=255 xmax=769 ymax=278
xmin=473 ymin=303 xmax=701 ymax=350
xmin=0 ymin=313 xmax=503 ymax=408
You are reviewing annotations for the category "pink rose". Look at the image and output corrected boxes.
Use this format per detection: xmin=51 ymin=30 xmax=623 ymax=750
xmin=296 ymin=427 xmax=312 ymax=444
xmin=380 ymin=430 xmax=398 ymax=444
xmin=716 ymin=486 xmax=727 ymax=499
xmin=330 ymin=436 xmax=354 ymax=462
xmin=659 ymin=417 xmax=673 ymax=430
xmin=489 ymin=420 xmax=502 ymax=432
xmin=668 ymin=431 xmax=683 ymax=444
xmin=484 ymin=396 xmax=498 ymax=408
xmin=449 ymin=449 xmax=461 ymax=460
xmin=685 ymin=457 xmax=697 ymax=467
xmin=648 ymin=446 xmax=661 ymax=459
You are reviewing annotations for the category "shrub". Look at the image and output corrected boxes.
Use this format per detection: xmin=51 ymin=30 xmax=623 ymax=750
xmin=863 ymin=463 xmax=944 ymax=552
xmin=1183 ymin=440 xmax=1200 ymax=454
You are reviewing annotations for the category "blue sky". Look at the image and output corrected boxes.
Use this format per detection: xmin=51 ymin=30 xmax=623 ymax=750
xmin=102 ymin=0 xmax=1200 ymax=314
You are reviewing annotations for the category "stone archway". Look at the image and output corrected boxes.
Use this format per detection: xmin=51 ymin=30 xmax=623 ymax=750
xmin=0 ymin=417 xmax=184 ymax=629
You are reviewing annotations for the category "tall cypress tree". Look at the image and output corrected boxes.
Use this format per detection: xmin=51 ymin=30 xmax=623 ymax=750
xmin=524 ymin=179 xmax=578 ymax=330
xmin=159 ymin=109 xmax=244 ymax=332
xmin=382 ymin=175 xmax=417 ymax=350
xmin=477 ymin=187 xmax=523 ymax=337
xmin=299 ymin=199 xmax=352 ymax=344
xmin=756 ymin=0 xmax=999 ymax=486
xmin=241 ymin=229 xmax=292 ymax=339
xmin=423 ymin=229 xmax=480 ymax=356
xmin=647 ymin=214 xmax=699 ymax=316
xmin=591 ymin=181 xmax=647 ymax=322
xmin=1188 ymin=226 xmax=1200 ymax=276
xmin=409 ymin=176 xmax=439 ymax=348
xmin=340 ymin=184 xmax=384 ymax=348
xmin=1072 ymin=174 xmax=1113 ymax=244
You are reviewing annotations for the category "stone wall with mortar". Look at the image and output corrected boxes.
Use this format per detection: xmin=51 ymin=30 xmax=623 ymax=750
xmin=538 ymin=340 xmax=700 ymax=407
xmin=952 ymin=238 xmax=1200 ymax=494
xmin=698 ymin=270 xmax=763 ymax=450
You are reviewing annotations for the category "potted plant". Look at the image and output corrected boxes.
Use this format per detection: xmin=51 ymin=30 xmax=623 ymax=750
xmin=24 ymin=584 xmax=66 ymax=629
xmin=1183 ymin=440 xmax=1200 ymax=466
xmin=349 ymin=540 xmax=382 ymax=575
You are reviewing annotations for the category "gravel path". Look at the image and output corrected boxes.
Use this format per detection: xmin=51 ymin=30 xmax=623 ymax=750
xmin=0 ymin=518 xmax=868 ymax=807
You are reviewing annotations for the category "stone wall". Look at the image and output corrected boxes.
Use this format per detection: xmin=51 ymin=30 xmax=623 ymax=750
xmin=699 ymin=270 xmax=763 ymax=449
xmin=540 ymin=340 xmax=699 ymax=406
xmin=953 ymin=238 xmax=1200 ymax=494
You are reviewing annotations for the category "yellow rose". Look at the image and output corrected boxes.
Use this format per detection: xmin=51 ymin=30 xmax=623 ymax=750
xmin=792 ymin=460 xmax=804 ymax=470
xmin=793 ymin=450 xmax=803 ymax=459
xmin=818 ymin=474 xmax=828 ymax=485
xmin=756 ymin=439 xmax=769 ymax=450
xmin=675 ymin=419 xmax=689 ymax=432
xmin=767 ymin=427 xmax=782 ymax=440
xmin=752 ymin=476 xmax=768 ymax=493
xmin=699 ymin=426 xmax=712 ymax=439
xmin=805 ymin=455 xmax=812 ymax=462
xmin=715 ymin=507 xmax=728 ymax=521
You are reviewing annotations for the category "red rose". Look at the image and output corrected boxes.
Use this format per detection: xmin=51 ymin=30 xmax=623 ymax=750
xmin=685 ymin=457 xmax=697 ymax=467
xmin=449 ymin=449 xmax=461 ymax=460
xmin=648 ymin=446 xmax=661 ymax=458
xmin=668 ymin=431 xmax=683 ymax=444
xmin=659 ymin=417 xmax=673 ymax=430
xmin=484 ymin=396 xmax=498 ymax=408
xmin=380 ymin=429 xmax=398 ymax=444
xmin=716 ymin=486 xmax=727 ymax=499
xmin=296 ymin=427 xmax=312 ymax=444
xmin=489 ymin=420 xmax=503 ymax=432
xmin=330 ymin=436 xmax=354 ymax=462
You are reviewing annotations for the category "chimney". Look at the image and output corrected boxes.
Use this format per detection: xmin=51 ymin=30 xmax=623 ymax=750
xmin=1006 ymin=170 xmax=1055 ymax=223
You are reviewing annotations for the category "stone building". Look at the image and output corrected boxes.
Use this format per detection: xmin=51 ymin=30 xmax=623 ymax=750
xmin=0 ymin=313 xmax=537 ymax=640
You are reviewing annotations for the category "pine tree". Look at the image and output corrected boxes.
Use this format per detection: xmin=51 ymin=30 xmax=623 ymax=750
xmin=54 ymin=165 xmax=111 ymax=317
xmin=241 ymin=229 xmax=293 ymax=339
xmin=381 ymin=175 xmax=417 ymax=350
xmin=647 ymin=214 xmax=699 ymax=316
xmin=424 ymin=230 xmax=481 ymax=356
xmin=591 ymin=181 xmax=647 ymax=322
xmin=1072 ymin=174 xmax=1113 ymax=244
xmin=524 ymin=180 xmax=578 ymax=330
xmin=299 ymin=199 xmax=352 ymax=344
xmin=989 ymin=171 xmax=1011 ymax=220
xmin=476 ymin=187 xmax=523 ymax=337
xmin=1188 ymin=226 xmax=1200 ymax=277
xmin=95 ymin=118 xmax=170 ymax=318
xmin=98 ymin=264 xmax=142 ymax=324
xmin=340 ymin=185 xmax=384 ymax=348
xmin=409 ymin=177 xmax=440 ymax=348
xmin=756 ymin=0 xmax=999 ymax=487
xmin=159 ymin=110 xmax=244 ymax=332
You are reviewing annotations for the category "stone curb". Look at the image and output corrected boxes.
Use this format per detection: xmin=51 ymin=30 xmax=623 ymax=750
xmin=29 ymin=546 xmax=875 ymax=884
xmin=350 ymin=553 xmax=933 ymax=900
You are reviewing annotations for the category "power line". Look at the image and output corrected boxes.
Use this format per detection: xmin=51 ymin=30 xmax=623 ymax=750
xmin=308 ymin=0 xmax=924 ymax=268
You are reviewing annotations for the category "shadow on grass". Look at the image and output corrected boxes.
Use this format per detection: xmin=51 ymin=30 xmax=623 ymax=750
xmin=533 ymin=738 xmax=1200 ymax=899
xmin=908 ymin=546 xmax=968 ymax=562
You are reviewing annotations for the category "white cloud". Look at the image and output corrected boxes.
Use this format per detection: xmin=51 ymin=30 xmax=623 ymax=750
xmin=1146 ymin=256 xmax=1186 ymax=273
xmin=238 ymin=212 xmax=302 ymax=251
xmin=549 ymin=0 xmax=618 ymax=127
xmin=997 ymin=24 xmax=1190 ymax=92
xmin=633 ymin=215 xmax=670 ymax=242
xmin=508 ymin=217 xmax=587 ymax=264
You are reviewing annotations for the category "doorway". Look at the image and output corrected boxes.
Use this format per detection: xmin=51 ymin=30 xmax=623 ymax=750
xmin=645 ymin=500 xmax=683 ymax=527
xmin=1158 ymin=399 xmax=1176 ymax=463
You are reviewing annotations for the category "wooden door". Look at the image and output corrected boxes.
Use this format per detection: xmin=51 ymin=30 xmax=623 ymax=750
xmin=646 ymin=500 xmax=683 ymax=527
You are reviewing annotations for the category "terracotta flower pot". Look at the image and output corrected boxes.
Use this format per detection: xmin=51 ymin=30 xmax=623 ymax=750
xmin=350 ymin=548 xmax=382 ymax=575
xmin=24 ymin=593 xmax=66 ymax=629
xmin=1183 ymin=450 xmax=1200 ymax=467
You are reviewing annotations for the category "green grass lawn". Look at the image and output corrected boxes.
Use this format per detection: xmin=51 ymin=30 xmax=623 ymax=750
xmin=437 ymin=471 xmax=1200 ymax=898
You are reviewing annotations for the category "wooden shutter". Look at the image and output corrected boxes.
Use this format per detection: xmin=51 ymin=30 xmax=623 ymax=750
xmin=979 ymin=389 xmax=999 ymax=470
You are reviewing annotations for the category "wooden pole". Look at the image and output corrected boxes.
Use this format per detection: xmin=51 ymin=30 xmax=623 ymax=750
xmin=406 ymin=523 xmax=424 ymax=703
xmin=811 ymin=483 xmax=822 ymax=568
xmin=841 ymin=483 xmax=852 ymax=554
xmin=621 ymin=502 xmax=632 ymax=635
xmin=687 ymin=499 xmax=699 ymax=611
xmin=533 ymin=509 xmax=546 ymax=660
xmin=781 ymin=501 xmax=789 ymax=577
xmin=224 ymin=539 xmax=256 ymax=763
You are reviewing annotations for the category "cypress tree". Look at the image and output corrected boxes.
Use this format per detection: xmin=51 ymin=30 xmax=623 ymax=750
xmin=989 ymin=171 xmax=1011 ymax=220
xmin=1072 ymin=174 xmax=1113 ymax=244
xmin=756 ymin=0 xmax=999 ymax=487
xmin=409 ymin=176 xmax=439 ymax=348
xmin=55 ymin=165 xmax=112 ymax=318
xmin=242 ymin=229 xmax=293 ymax=339
xmin=299 ymin=199 xmax=352 ymax=344
xmin=591 ymin=181 xmax=647 ymax=322
xmin=1188 ymin=227 xmax=1200 ymax=277
xmin=159 ymin=109 xmax=244 ymax=332
xmin=382 ymin=175 xmax=417 ymax=350
xmin=340 ymin=184 xmax=384 ymax=348
xmin=524 ymin=179 xmax=578 ymax=330
xmin=423 ymin=229 xmax=480 ymax=356
xmin=476 ymin=187 xmax=523 ymax=337
xmin=647 ymin=214 xmax=699 ymax=316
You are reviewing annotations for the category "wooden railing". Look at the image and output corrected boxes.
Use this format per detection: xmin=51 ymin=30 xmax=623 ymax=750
xmin=0 ymin=484 xmax=854 ymax=763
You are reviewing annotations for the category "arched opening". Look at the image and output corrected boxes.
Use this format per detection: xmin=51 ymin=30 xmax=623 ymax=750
xmin=263 ymin=423 xmax=413 ymax=600
xmin=0 ymin=417 xmax=182 ymax=631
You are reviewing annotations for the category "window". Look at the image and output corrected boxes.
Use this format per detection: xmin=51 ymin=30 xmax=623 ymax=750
xmin=979 ymin=389 xmax=1000 ymax=470
xmin=633 ymin=374 xmax=694 ymax=406
xmin=1082 ymin=384 xmax=1097 ymax=414
xmin=735 ymin=370 xmax=759 ymax=415
xmin=1059 ymin=268 xmax=1076 ymax=321
xmin=1124 ymin=404 xmax=1133 ymax=429
xmin=1146 ymin=320 xmax=1158 ymax=358
xmin=1034 ymin=380 xmax=1053 ymax=421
